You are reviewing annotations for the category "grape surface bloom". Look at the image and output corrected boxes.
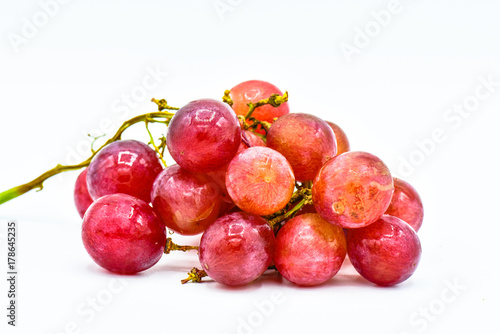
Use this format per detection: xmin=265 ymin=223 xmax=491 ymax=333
xmin=82 ymin=193 xmax=167 ymax=274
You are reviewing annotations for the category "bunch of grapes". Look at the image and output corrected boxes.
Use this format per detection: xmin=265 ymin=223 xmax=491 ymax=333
xmin=71 ymin=80 xmax=423 ymax=287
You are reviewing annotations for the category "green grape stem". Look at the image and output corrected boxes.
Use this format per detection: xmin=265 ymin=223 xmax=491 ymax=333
xmin=181 ymin=267 xmax=208 ymax=284
xmin=0 ymin=110 xmax=175 ymax=205
xmin=164 ymin=237 xmax=199 ymax=254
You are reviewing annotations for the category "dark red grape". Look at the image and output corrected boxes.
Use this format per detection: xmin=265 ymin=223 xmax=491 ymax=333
xmin=86 ymin=140 xmax=163 ymax=203
xmin=230 ymin=80 xmax=289 ymax=124
xmin=151 ymin=165 xmax=221 ymax=235
xmin=346 ymin=215 xmax=422 ymax=286
xmin=385 ymin=178 xmax=424 ymax=232
xmin=326 ymin=121 xmax=350 ymax=156
xmin=267 ymin=113 xmax=337 ymax=182
xmin=166 ymin=99 xmax=241 ymax=173
xmin=82 ymin=193 xmax=167 ymax=274
xmin=199 ymin=212 xmax=275 ymax=286
xmin=274 ymin=213 xmax=346 ymax=286
xmin=312 ymin=151 xmax=393 ymax=228
xmin=74 ymin=168 xmax=93 ymax=218
xmin=226 ymin=146 xmax=295 ymax=216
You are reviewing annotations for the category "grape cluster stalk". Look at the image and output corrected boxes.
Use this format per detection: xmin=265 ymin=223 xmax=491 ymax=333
xmin=0 ymin=80 xmax=424 ymax=288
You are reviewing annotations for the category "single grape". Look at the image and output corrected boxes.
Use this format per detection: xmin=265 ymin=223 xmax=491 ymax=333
xmin=74 ymin=168 xmax=93 ymax=218
xmin=82 ymin=193 xmax=167 ymax=274
xmin=151 ymin=165 xmax=221 ymax=235
xmin=230 ymin=80 xmax=289 ymax=124
xmin=207 ymin=130 xmax=266 ymax=204
xmin=86 ymin=140 xmax=163 ymax=203
xmin=346 ymin=214 xmax=422 ymax=286
xmin=312 ymin=151 xmax=394 ymax=228
xmin=166 ymin=99 xmax=241 ymax=173
xmin=267 ymin=113 xmax=337 ymax=182
xmin=385 ymin=178 xmax=424 ymax=232
xmin=326 ymin=121 xmax=350 ymax=156
xmin=199 ymin=212 xmax=275 ymax=286
xmin=274 ymin=213 xmax=346 ymax=286
xmin=226 ymin=146 xmax=295 ymax=216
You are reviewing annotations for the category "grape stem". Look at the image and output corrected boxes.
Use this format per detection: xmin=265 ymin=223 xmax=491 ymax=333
xmin=181 ymin=267 xmax=207 ymax=284
xmin=0 ymin=103 xmax=177 ymax=205
xmin=164 ymin=237 xmax=199 ymax=254
xmin=266 ymin=184 xmax=313 ymax=228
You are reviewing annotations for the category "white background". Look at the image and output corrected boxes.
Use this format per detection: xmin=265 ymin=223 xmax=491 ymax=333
xmin=1 ymin=1 xmax=499 ymax=333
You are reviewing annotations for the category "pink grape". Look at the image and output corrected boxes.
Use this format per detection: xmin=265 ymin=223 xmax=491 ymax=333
xmin=274 ymin=213 xmax=346 ymax=286
xmin=199 ymin=212 xmax=275 ymax=286
xmin=82 ymin=193 xmax=167 ymax=274
xmin=166 ymin=99 xmax=241 ymax=173
xmin=326 ymin=121 xmax=350 ymax=156
xmin=385 ymin=178 xmax=424 ymax=232
xmin=207 ymin=130 xmax=266 ymax=204
xmin=74 ymin=168 xmax=93 ymax=218
xmin=312 ymin=151 xmax=394 ymax=228
xmin=226 ymin=146 xmax=295 ymax=216
xmin=151 ymin=165 xmax=221 ymax=235
xmin=86 ymin=140 xmax=163 ymax=203
xmin=346 ymin=215 xmax=422 ymax=286
xmin=267 ymin=113 xmax=337 ymax=182
xmin=230 ymin=80 xmax=289 ymax=124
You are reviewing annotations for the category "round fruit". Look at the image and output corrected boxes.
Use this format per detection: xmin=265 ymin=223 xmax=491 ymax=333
xmin=86 ymin=140 xmax=163 ymax=203
xmin=267 ymin=113 xmax=337 ymax=182
xmin=345 ymin=215 xmax=422 ymax=286
xmin=226 ymin=146 xmax=295 ymax=216
xmin=312 ymin=151 xmax=394 ymax=228
xmin=274 ymin=213 xmax=346 ymax=286
xmin=82 ymin=193 xmax=167 ymax=274
xmin=151 ymin=165 xmax=221 ymax=235
xmin=166 ymin=99 xmax=241 ymax=173
xmin=385 ymin=178 xmax=424 ymax=232
xmin=74 ymin=168 xmax=93 ymax=218
xmin=326 ymin=121 xmax=350 ymax=156
xmin=230 ymin=80 xmax=289 ymax=124
xmin=199 ymin=212 xmax=275 ymax=286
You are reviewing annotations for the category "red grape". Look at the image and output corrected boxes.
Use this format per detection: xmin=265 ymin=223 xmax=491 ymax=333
xmin=312 ymin=151 xmax=394 ymax=228
xmin=166 ymin=99 xmax=241 ymax=173
xmin=226 ymin=146 xmax=295 ymax=216
xmin=385 ymin=178 xmax=424 ymax=232
xmin=207 ymin=130 xmax=266 ymax=204
xmin=267 ymin=113 xmax=337 ymax=182
xmin=86 ymin=140 xmax=163 ymax=203
xmin=82 ymin=193 xmax=167 ymax=274
xmin=230 ymin=80 xmax=289 ymax=124
xmin=151 ymin=165 xmax=221 ymax=235
xmin=346 ymin=215 xmax=422 ymax=286
xmin=274 ymin=213 xmax=346 ymax=286
xmin=199 ymin=212 xmax=275 ymax=286
xmin=326 ymin=121 xmax=350 ymax=156
xmin=74 ymin=168 xmax=93 ymax=218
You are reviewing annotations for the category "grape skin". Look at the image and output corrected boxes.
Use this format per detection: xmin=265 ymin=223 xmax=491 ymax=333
xmin=82 ymin=193 xmax=167 ymax=275
xmin=86 ymin=140 xmax=163 ymax=203
xmin=74 ymin=168 xmax=93 ymax=218
xmin=274 ymin=213 xmax=346 ymax=286
xmin=267 ymin=113 xmax=337 ymax=182
xmin=151 ymin=165 xmax=221 ymax=235
xmin=312 ymin=151 xmax=394 ymax=228
xmin=385 ymin=178 xmax=424 ymax=232
xmin=166 ymin=99 xmax=241 ymax=173
xmin=199 ymin=212 xmax=275 ymax=286
xmin=346 ymin=215 xmax=422 ymax=286
xmin=226 ymin=146 xmax=295 ymax=216
xmin=326 ymin=121 xmax=350 ymax=156
xmin=230 ymin=80 xmax=289 ymax=124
